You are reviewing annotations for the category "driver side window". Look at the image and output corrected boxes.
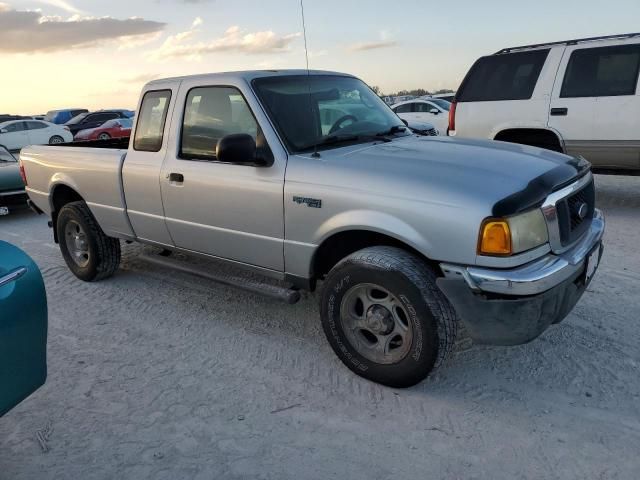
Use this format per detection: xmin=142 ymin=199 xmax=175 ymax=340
xmin=181 ymin=86 xmax=258 ymax=161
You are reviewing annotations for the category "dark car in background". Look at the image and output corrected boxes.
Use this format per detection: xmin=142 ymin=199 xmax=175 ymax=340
xmin=0 ymin=146 xmax=26 ymax=215
xmin=44 ymin=108 xmax=88 ymax=125
xmin=65 ymin=110 xmax=134 ymax=137
xmin=0 ymin=115 xmax=29 ymax=123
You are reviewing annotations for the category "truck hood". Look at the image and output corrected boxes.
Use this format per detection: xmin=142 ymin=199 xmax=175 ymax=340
xmin=336 ymin=135 xmax=589 ymax=216
xmin=0 ymin=162 xmax=24 ymax=192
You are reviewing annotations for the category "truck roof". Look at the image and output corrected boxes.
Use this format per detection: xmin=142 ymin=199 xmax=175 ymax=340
xmin=146 ymin=69 xmax=354 ymax=86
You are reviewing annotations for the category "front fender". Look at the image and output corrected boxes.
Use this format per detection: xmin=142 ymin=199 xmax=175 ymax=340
xmin=313 ymin=209 xmax=433 ymax=256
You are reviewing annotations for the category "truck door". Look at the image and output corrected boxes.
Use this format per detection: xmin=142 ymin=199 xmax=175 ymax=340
xmin=122 ymin=85 xmax=178 ymax=245
xmin=159 ymin=80 xmax=286 ymax=271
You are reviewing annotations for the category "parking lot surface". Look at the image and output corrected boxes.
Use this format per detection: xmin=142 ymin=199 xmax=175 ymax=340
xmin=1 ymin=174 xmax=639 ymax=480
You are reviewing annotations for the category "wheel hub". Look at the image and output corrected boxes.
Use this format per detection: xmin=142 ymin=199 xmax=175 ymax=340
xmin=366 ymin=305 xmax=394 ymax=335
xmin=339 ymin=283 xmax=413 ymax=365
xmin=64 ymin=220 xmax=90 ymax=268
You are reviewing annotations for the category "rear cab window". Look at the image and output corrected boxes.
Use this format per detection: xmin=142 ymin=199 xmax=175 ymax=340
xmin=134 ymin=90 xmax=172 ymax=152
xmin=561 ymin=44 xmax=640 ymax=98
xmin=457 ymin=49 xmax=550 ymax=102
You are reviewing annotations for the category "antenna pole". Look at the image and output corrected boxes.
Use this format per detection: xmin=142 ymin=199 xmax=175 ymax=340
xmin=299 ymin=0 xmax=320 ymax=157
xmin=300 ymin=0 xmax=310 ymax=72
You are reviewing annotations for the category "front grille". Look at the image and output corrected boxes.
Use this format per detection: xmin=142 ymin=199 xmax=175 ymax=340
xmin=426 ymin=128 xmax=438 ymax=136
xmin=556 ymin=178 xmax=595 ymax=246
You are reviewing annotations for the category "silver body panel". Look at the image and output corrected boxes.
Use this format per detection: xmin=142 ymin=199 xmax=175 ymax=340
xmin=20 ymin=70 xmax=599 ymax=288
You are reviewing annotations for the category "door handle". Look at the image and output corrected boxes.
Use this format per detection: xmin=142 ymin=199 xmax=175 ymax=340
xmin=550 ymin=108 xmax=568 ymax=116
xmin=167 ymin=173 xmax=184 ymax=183
xmin=0 ymin=267 xmax=27 ymax=288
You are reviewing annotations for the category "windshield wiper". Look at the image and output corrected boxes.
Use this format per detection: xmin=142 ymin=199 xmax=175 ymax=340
xmin=300 ymin=133 xmax=391 ymax=152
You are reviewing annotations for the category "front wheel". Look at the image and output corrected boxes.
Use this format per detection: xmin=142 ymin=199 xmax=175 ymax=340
xmin=56 ymin=201 xmax=121 ymax=281
xmin=98 ymin=133 xmax=111 ymax=140
xmin=320 ymin=247 xmax=457 ymax=387
xmin=49 ymin=135 xmax=64 ymax=144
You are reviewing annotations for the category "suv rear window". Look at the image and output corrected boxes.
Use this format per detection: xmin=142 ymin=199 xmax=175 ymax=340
xmin=561 ymin=44 xmax=640 ymax=98
xmin=457 ymin=49 xmax=550 ymax=102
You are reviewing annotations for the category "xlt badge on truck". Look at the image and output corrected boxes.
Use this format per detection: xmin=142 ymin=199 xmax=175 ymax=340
xmin=293 ymin=196 xmax=322 ymax=208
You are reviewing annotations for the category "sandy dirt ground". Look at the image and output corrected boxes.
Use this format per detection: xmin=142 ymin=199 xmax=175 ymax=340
xmin=1 ymin=174 xmax=639 ymax=480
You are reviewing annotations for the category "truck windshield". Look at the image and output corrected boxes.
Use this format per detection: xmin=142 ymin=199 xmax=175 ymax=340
xmin=252 ymin=75 xmax=409 ymax=153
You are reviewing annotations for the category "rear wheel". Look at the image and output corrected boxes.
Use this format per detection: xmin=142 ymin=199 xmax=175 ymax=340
xmin=49 ymin=135 xmax=64 ymax=144
xmin=98 ymin=133 xmax=111 ymax=140
xmin=320 ymin=246 xmax=458 ymax=387
xmin=56 ymin=201 xmax=121 ymax=281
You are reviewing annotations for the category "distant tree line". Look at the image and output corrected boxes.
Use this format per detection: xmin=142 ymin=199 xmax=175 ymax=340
xmin=370 ymin=86 xmax=455 ymax=97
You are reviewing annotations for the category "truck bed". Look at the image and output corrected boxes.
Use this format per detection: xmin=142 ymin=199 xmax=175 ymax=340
xmin=57 ymin=137 xmax=131 ymax=150
xmin=20 ymin=143 xmax=134 ymax=239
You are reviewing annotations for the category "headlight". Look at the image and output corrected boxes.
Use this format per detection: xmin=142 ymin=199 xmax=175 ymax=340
xmin=478 ymin=209 xmax=548 ymax=256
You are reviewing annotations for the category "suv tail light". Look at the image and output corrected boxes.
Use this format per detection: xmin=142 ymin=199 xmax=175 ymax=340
xmin=448 ymin=101 xmax=457 ymax=134
xmin=19 ymin=159 xmax=28 ymax=186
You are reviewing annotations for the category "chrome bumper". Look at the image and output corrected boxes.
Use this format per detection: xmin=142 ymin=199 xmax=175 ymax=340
xmin=441 ymin=209 xmax=605 ymax=296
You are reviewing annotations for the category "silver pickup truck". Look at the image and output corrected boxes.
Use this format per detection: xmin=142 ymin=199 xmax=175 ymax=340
xmin=21 ymin=70 xmax=605 ymax=387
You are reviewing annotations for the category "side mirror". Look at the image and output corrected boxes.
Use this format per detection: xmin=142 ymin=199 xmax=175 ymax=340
xmin=430 ymin=108 xmax=440 ymax=115
xmin=216 ymin=133 xmax=268 ymax=166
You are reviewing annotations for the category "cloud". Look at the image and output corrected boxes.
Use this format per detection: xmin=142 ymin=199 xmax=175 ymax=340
xmin=123 ymin=73 xmax=162 ymax=83
xmin=36 ymin=0 xmax=81 ymax=14
xmin=347 ymin=30 xmax=398 ymax=52
xmin=150 ymin=18 xmax=300 ymax=61
xmin=348 ymin=40 xmax=398 ymax=52
xmin=0 ymin=5 xmax=166 ymax=53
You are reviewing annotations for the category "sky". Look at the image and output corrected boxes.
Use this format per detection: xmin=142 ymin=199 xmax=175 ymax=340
xmin=1 ymin=0 xmax=640 ymax=114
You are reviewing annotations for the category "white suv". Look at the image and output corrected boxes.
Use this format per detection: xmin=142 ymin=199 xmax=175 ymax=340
xmin=449 ymin=33 xmax=640 ymax=172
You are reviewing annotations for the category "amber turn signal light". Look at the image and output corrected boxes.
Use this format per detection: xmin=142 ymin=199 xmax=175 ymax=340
xmin=478 ymin=219 xmax=512 ymax=256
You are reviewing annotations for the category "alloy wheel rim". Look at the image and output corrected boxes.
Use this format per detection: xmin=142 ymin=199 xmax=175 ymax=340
xmin=64 ymin=220 xmax=90 ymax=267
xmin=340 ymin=283 xmax=413 ymax=364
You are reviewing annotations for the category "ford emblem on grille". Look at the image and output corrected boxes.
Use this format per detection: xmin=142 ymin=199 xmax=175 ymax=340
xmin=576 ymin=202 xmax=589 ymax=220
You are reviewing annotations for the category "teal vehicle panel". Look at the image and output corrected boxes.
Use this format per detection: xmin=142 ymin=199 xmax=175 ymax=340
xmin=0 ymin=241 xmax=48 ymax=417
xmin=0 ymin=147 xmax=24 ymax=193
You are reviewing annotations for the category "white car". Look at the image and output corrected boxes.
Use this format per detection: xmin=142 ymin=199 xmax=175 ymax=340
xmin=391 ymin=98 xmax=451 ymax=135
xmin=0 ymin=120 xmax=73 ymax=152
xmin=423 ymin=93 xmax=456 ymax=103
xmin=450 ymin=33 xmax=640 ymax=172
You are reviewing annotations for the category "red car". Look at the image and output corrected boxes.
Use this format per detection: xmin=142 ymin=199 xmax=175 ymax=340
xmin=74 ymin=118 xmax=133 ymax=141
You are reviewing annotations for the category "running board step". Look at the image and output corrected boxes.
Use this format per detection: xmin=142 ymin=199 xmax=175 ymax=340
xmin=138 ymin=253 xmax=301 ymax=304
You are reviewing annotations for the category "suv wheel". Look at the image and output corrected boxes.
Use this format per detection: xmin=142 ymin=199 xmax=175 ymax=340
xmin=57 ymin=201 xmax=121 ymax=281
xmin=320 ymin=246 xmax=458 ymax=388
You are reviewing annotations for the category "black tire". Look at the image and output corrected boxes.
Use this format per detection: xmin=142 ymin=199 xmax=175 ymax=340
xmin=49 ymin=135 xmax=64 ymax=144
xmin=98 ymin=133 xmax=111 ymax=140
xmin=320 ymin=246 xmax=457 ymax=388
xmin=56 ymin=201 xmax=121 ymax=281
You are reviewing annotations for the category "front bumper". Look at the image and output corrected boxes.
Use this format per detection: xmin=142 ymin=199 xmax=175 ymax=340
xmin=437 ymin=209 xmax=605 ymax=345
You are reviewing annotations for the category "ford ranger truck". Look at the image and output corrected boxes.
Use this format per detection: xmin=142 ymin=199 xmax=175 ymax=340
xmin=20 ymin=70 xmax=605 ymax=387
